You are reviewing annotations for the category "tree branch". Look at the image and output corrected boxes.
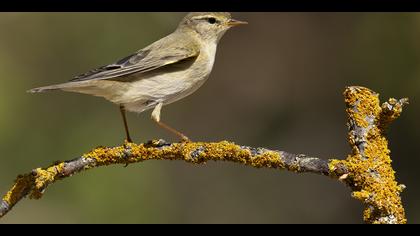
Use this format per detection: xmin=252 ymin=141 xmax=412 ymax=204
xmin=0 ymin=140 xmax=341 ymax=218
xmin=0 ymin=86 xmax=407 ymax=223
xmin=329 ymin=86 xmax=408 ymax=224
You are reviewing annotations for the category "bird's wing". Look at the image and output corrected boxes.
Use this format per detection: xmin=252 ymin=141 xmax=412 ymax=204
xmin=70 ymin=36 xmax=200 ymax=82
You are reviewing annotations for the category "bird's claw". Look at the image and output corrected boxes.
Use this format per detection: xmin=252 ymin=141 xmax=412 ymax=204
xmin=181 ymin=136 xmax=191 ymax=143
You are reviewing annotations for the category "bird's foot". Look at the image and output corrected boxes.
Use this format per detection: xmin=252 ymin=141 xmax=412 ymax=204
xmin=180 ymin=135 xmax=191 ymax=143
xmin=124 ymin=138 xmax=133 ymax=144
xmin=145 ymin=139 xmax=171 ymax=148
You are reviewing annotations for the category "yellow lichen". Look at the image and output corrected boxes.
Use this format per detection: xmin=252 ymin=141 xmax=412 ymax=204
xmin=31 ymin=163 xmax=65 ymax=199
xmin=80 ymin=140 xmax=285 ymax=171
xmin=341 ymin=87 xmax=406 ymax=224
xmin=328 ymin=159 xmax=342 ymax=174
xmin=2 ymin=174 xmax=33 ymax=206
xmin=379 ymin=98 xmax=409 ymax=131
xmin=344 ymin=86 xmax=381 ymax=129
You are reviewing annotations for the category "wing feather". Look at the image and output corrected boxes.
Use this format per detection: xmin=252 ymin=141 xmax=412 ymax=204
xmin=71 ymin=34 xmax=200 ymax=82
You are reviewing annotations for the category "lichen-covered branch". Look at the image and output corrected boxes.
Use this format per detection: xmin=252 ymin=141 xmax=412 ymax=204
xmin=329 ymin=86 xmax=408 ymax=224
xmin=0 ymin=86 xmax=408 ymax=223
xmin=0 ymin=140 xmax=340 ymax=219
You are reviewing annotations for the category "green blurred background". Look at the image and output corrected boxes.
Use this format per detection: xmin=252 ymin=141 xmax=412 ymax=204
xmin=0 ymin=12 xmax=419 ymax=223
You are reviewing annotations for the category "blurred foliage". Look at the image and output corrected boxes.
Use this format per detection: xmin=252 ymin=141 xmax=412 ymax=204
xmin=0 ymin=13 xmax=419 ymax=223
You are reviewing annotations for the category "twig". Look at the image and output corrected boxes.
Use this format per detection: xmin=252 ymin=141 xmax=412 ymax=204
xmin=0 ymin=86 xmax=408 ymax=223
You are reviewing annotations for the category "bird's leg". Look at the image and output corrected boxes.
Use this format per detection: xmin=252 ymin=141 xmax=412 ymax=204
xmin=119 ymin=105 xmax=133 ymax=143
xmin=151 ymin=102 xmax=190 ymax=142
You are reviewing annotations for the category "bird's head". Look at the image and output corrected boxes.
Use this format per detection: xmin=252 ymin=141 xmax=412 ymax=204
xmin=178 ymin=12 xmax=247 ymax=43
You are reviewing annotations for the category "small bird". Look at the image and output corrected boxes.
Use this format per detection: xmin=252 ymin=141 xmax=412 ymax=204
xmin=28 ymin=12 xmax=247 ymax=142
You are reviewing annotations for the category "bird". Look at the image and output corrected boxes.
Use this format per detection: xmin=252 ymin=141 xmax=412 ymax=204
xmin=28 ymin=12 xmax=247 ymax=142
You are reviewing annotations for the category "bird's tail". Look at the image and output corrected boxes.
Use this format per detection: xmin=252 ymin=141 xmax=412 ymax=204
xmin=28 ymin=84 xmax=62 ymax=93
xmin=27 ymin=82 xmax=85 ymax=93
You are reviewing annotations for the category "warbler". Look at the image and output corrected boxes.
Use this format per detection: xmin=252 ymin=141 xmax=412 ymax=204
xmin=28 ymin=12 xmax=247 ymax=142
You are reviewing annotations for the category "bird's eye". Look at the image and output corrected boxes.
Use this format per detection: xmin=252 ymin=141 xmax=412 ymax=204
xmin=207 ymin=17 xmax=217 ymax=24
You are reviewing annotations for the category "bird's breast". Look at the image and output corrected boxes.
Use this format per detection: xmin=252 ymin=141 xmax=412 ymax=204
xmin=172 ymin=41 xmax=217 ymax=87
xmin=200 ymin=41 xmax=217 ymax=73
xmin=115 ymin=42 xmax=218 ymax=111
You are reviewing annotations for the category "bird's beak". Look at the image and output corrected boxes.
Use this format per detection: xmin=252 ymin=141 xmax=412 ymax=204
xmin=227 ymin=19 xmax=248 ymax=27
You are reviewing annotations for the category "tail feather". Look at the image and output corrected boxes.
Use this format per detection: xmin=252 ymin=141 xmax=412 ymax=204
xmin=27 ymin=85 xmax=61 ymax=93
xmin=27 ymin=82 xmax=84 ymax=93
xmin=27 ymin=81 xmax=112 ymax=102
